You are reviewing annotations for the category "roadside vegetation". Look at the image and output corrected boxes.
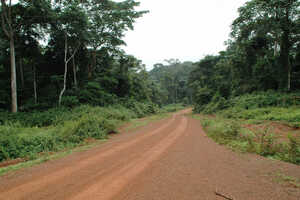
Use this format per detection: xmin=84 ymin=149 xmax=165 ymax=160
xmin=0 ymin=103 xmax=154 ymax=162
xmin=0 ymin=1 xmax=190 ymax=170
xmin=1 ymin=0 xmax=300 ymax=171
xmin=0 ymin=103 xmax=186 ymax=165
xmin=194 ymin=114 xmax=300 ymax=165
xmin=189 ymin=1 xmax=300 ymax=165
xmin=192 ymin=92 xmax=300 ymax=165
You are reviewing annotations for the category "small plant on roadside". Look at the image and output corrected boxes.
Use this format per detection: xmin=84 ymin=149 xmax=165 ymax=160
xmin=200 ymin=118 xmax=211 ymax=128
xmin=273 ymin=172 xmax=300 ymax=188
xmin=195 ymin=113 xmax=300 ymax=165
xmin=225 ymin=121 xmax=241 ymax=139
xmin=251 ymin=125 xmax=276 ymax=156
xmin=287 ymin=135 xmax=300 ymax=164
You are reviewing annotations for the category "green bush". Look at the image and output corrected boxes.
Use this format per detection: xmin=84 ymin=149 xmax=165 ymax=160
xmin=61 ymin=96 xmax=80 ymax=108
xmin=202 ymin=93 xmax=229 ymax=114
xmin=287 ymin=135 xmax=300 ymax=164
xmin=193 ymin=87 xmax=214 ymax=113
xmin=194 ymin=91 xmax=300 ymax=114
xmin=198 ymin=116 xmax=300 ymax=165
xmin=60 ymin=116 xmax=108 ymax=143
xmin=0 ymin=107 xmax=71 ymax=127
xmin=218 ymin=107 xmax=300 ymax=126
xmin=121 ymin=100 xmax=160 ymax=117
xmin=205 ymin=120 xmax=242 ymax=145
xmin=162 ymin=104 xmax=185 ymax=113
xmin=0 ymin=101 xmax=171 ymax=162
xmin=0 ymin=129 xmax=59 ymax=161
xmin=229 ymin=92 xmax=300 ymax=109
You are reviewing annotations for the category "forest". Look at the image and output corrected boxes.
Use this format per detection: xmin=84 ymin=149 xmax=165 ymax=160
xmin=189 ymin=0 xmax=300 ymax=165
xmin=0 ymin=0 xmax=300 ymax=165
xmin=189 ymin=0 xmax=300 ymax=114
xmin=0 ymin=0 xmax=151 ymax=112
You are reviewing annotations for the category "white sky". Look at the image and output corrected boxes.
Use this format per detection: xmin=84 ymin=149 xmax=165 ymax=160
xmin=122 ymin=0 xmax=247 ymax=69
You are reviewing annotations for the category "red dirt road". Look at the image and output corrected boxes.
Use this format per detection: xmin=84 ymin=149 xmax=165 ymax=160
xmin=0 ymin=109 xmax=300 ymax=200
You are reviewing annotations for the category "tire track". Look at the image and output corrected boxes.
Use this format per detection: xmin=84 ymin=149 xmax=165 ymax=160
xmin=68 ymin=116 xmax=188 ymax=200
xmin=17 ymin=115 xmax=184 ymax=200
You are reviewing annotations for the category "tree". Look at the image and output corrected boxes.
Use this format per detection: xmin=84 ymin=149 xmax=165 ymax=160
xmin=149 ymin=60 xmax=195 ymax=105
xmin=0 ymin=0 xmax=151 ymax=111
xmin=84 ymin=0 xmax=147 ymax=79
xmin=231 ymin=0 xmax=300 ymax=91
xmin=52 ymin=1 xmax=88 ymax=106
xmin=1 ymin=0 xmax=17 ymax=112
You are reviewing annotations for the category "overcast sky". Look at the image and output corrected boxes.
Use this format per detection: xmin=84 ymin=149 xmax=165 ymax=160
xmin=122 ymin=0 xmax=247 ymax=69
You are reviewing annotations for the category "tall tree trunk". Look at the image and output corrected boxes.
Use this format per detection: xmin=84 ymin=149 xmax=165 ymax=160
xmin=287 ymin=57 xmax=291 ymax=91
xmin=33 ymin=65 xmax=37 ymax=104
xmin=72 ymin=56 xmax=78 ymax=88
xmin=19 ymin=58 xmax=24 ymax=88
xmin=1 ymin=0 xmax=18 ymax=112
xmin=59 ymin=36 xmax=80 ymax=106
xmin=285 ymin=8 xmax=291 ymax=91
xmin=88 ymin=50 xmax=97 ymax=79
xmin=59 ymin=36 xmax=68 ymax=106
xmin=274 ymin=7 xmax=279 ymax=57
xmin=10 ymin=38 xmax=17 ymax=112
xmin=280 ymin=8 xmax=292 ymax=91
xmin=274 ymin=40 xmax=279 ymax=57
xmin=88 ymin=63 xmax=92 ymax=79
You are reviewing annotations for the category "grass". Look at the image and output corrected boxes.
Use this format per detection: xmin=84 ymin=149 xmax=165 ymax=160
xmin=195 ymin=92 xmax=300 ymax=127
xmin=125 ymin=113 xmax=170 ymax=131
xmin=272 ymin=171 xmax=300 ymax=188
xmin=0 ymin=139 xmax=107 ymax=176
xmin=0 ymin=104 xmax=182 ymax=176
xmin=193 ymin=114 xmax=300 ymax=165
xmin=193 ymin=92 xmax=300 ymax=164
xmin=161 ymin=104 xmax=185 ymax=113
xmin=219 ymin=106 xmax=300 ymax=128
xmin=0 ymin=103 xmax=157 ymax=163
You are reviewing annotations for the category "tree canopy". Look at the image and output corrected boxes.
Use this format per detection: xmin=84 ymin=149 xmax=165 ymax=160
xmin=0 ymin=0 xmax=150 ymax=111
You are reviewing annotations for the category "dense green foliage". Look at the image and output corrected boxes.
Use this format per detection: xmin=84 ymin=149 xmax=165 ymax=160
xmin=188 ymin=0 xmax=300 ymax=165
xmin=195 ymin=115 xmax=300 ymax=165
xmin=0 ymin=0 xmax=156 ymax=111
xmin=0 ymin=1 xmax=191 ymax=164
xmin=0 ymin=102 xmax=163 ymax=162
xmin=149 ymin=60 xmax=195 ymax=106
xmin=189 ymin=0 xmax=300 ymax=113
xmin=2 ymin=0 xmax=300 ymax=167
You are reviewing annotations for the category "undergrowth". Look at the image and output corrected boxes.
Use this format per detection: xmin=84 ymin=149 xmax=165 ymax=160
xmin=194 ymin=92 xmax=300 ymax=127
xmin=194 ymin=115 xmax=300 ymax=165
xmin=219 ymin=107 xmax=300 ymax=127
xmin=0 ymin=102 xmax=181 ymax=162
xmin=161 ymin=104 xmax=185 ymax=113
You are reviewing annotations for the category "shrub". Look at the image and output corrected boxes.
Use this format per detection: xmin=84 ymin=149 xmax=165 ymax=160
xmin=0 ymin=107 xmax=71 ymax=127
xmin=193 ymin=87 xmax=214 ymax=112
xmin=203 ymin=93 xmax=229 ymax=114
xmin=201 ymin=118 xmax=242 ymax=146
xmin=60 ymin=116 xmax=108 ymax=143
xmin=252 ymin=126 xmax=277 ymax=156
xmin=162 ymin=104 xmax=185 ymax=113
xmin=287 ymin=135 xmax=300 ymax=164
xmin=0 ymin=129 xmax=59 ymax=161
xmin=61 ymin=96 xmax=80 ymax=108
xmin=0 ymin=102 xmax=167 ymax=162
xmin=194 ymin=91 xmax=300 ymax=115
xmin=198 ymin=115 xmax=300 ymax=165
